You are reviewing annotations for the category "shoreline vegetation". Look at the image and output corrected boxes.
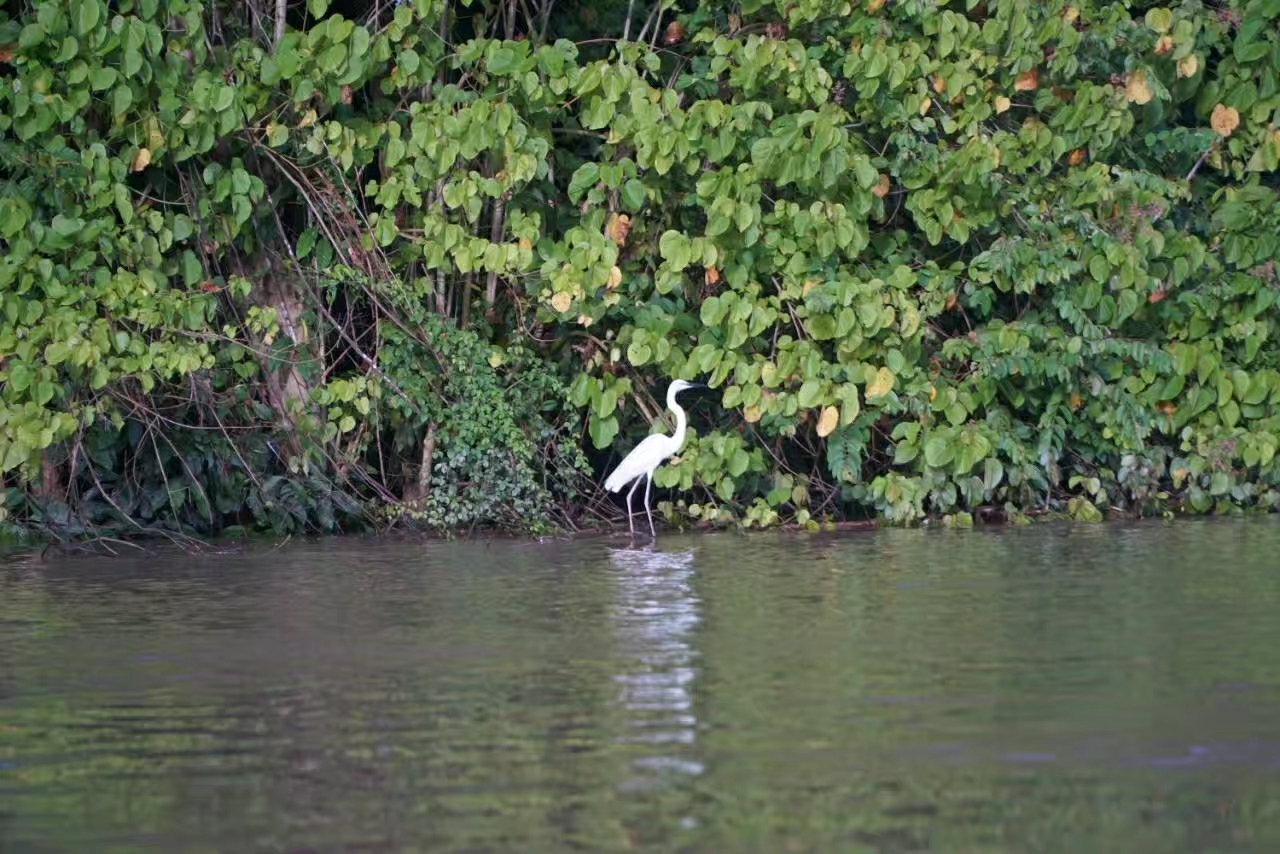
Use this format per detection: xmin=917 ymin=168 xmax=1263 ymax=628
xmin=2 ymin=0 xmax=1279 ymax=553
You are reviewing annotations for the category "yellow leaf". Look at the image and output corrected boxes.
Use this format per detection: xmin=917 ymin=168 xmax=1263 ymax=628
xmin=928 ymin=384 xmax=937 ymax=402
xmin=919 ymin=96 xmax=932 ymax=116
xmin=866 ymin=0 xmax=885 ymax=11
xmin=994 ymin=95 xmax=1011 ymax=114
xmin=743 ymin=404 xmax=762 ymax=423
xmin=1177 ymin=54 xmax=1198 ymax=79
xmin=866 ymin=366 xmax=895 ymax=398
xmin=550 ymin=291 xmax=572 ymax=313
xmin=145 ymin=116 xmax=165 ymax=150
xmin=1210 ymin=103 xmax=1239 ymax=137
xmin=298 ymin=108 xmax=318 ymax=128
xmin=1154 ymin=35 xmax=1173 ymax=55
xmin=130 ymin=148 xmax=152 ymax=172
xmin=518 ymin=236 xmax=532 ymax=250
xmin=802 ymin=279 xmax=819 ymax=297
xmin=991 ymin=145 xmax=1001 ymax=168
xmin=932 ymin=74 xmax=947 ymax=95
xmin=1014 ymin=69 xmax=1038 ymax=92
xmin=606 ymin=265 xmax=622 ymax=288
xmin=1125 ymin=70 xmax=1153 ymax=105
xmin=871 ymin=174 xmax=890 ymax=198
xmin=576 ymin=314 xmax=594 ymax=326
xmin=816 ymin=406 xmax=839 ymax=438
xmin=704 ymin=266 xmax=720 ymax=285
xmin=1063 ymin=6 xmax=1079 ymax=24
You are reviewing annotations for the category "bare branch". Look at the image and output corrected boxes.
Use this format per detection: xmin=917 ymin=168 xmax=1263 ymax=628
xmin=274 ymin=0 xmax=286 ymax=48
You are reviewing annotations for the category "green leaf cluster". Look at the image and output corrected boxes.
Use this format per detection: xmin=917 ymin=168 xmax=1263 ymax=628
xmin=3 ymin=0 xmax=1280 ymax=542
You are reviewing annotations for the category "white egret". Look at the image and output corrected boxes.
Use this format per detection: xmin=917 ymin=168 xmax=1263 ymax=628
xmin=604 ymin=379 xmax=704 ymax=539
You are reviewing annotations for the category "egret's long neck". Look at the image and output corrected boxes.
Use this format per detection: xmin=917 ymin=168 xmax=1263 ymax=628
xmin=667 ymin=389 xmax=688 ymax=449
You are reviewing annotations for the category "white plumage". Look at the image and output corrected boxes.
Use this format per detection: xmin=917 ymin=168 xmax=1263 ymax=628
xmin=603 ymin=379 xmax=702 ymax=539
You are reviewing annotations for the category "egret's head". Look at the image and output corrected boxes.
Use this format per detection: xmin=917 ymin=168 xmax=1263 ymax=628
xmin=669 ymin=379 xmax=705 ymax=396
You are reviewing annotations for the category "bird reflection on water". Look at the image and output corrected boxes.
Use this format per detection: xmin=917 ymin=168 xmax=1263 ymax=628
xmin=607 ymin=545 xmax=704 ymax=788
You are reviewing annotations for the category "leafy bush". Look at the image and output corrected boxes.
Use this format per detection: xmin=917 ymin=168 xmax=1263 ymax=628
xmin=2 ymin=0 xmax=1279 ymax=542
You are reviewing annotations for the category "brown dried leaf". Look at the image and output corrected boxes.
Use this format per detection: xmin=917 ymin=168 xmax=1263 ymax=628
xmin=1210 ymin=103 xmax=1239 ymax=137
xmin=130 ymin=148 xmax=152 ymax=172
xmin=605 ymin=213 xmax=631 ymax=246
xmin=867 ymin=0 xmax=885 ymax=11
xmin=518 ymin=237 xmax=532 ymax=250
xmin=1125 ymin=70 xmax=1153 ymax=105
xmin=994 ymin=95 xmax=1012 ymax=114
xmin=932 ymin=74 xmax=947 ymax=95
xmin=663 ymin=20 xmax=685 ymax=45
xmin=1014 ymin=69 xmax=1038 ymax=92
xmin=606 ymin=265 xmax=622 ymax=288
xmin=1177 ymin=54 xmax=1199 ymax=78
xmin=704 ymin=266 xmax=720 ymax=285
xmin=871 ymin=174 xmax=890 ymax=198
xmin=1068 ymin=148 xmax=1086 ymax=166
xmin=1154 ymin=35 xmax=1174 ymax=55
xmin=0 ymin=44 xmax=14 ymax=63
xmin=550 ymin=292 xmax=572 ymax=313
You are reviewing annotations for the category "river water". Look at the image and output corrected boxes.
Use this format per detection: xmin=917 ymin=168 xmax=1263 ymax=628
xmin=3 ymin=519 xmax=1280 ymax=852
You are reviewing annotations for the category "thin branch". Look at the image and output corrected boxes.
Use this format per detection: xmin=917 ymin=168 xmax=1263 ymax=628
xmin=636 ymin=3 xmax=662 ymax=45
xmin=274 ymin=0 xmax=286 ymax=48
xmin=622 ymin=0 xmax=638 ymax=41
xmin=1185 ymin=144 xmax=1214 ymax=182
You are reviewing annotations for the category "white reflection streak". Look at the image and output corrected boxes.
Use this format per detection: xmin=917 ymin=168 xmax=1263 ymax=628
xmin=608 ymin=546 xmax=704 ymax=782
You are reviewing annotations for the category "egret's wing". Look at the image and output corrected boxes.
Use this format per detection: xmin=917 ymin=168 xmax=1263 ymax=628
xmin=603 ymin=433 xmax=674 ymax=492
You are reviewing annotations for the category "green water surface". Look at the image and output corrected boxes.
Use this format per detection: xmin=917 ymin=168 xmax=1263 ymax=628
xmin=3 ymin=519 xmax=1280 ymax=852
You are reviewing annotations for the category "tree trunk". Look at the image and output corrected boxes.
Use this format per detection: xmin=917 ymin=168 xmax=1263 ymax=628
xmin=254 ymin=268 xmax=314 ymax=462
xmin=403 ymin=422 xmax=437 ymax=502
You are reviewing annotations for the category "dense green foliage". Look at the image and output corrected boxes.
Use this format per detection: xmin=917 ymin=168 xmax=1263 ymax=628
xmin=2 ymin=0 xmax=1279 ymax=541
